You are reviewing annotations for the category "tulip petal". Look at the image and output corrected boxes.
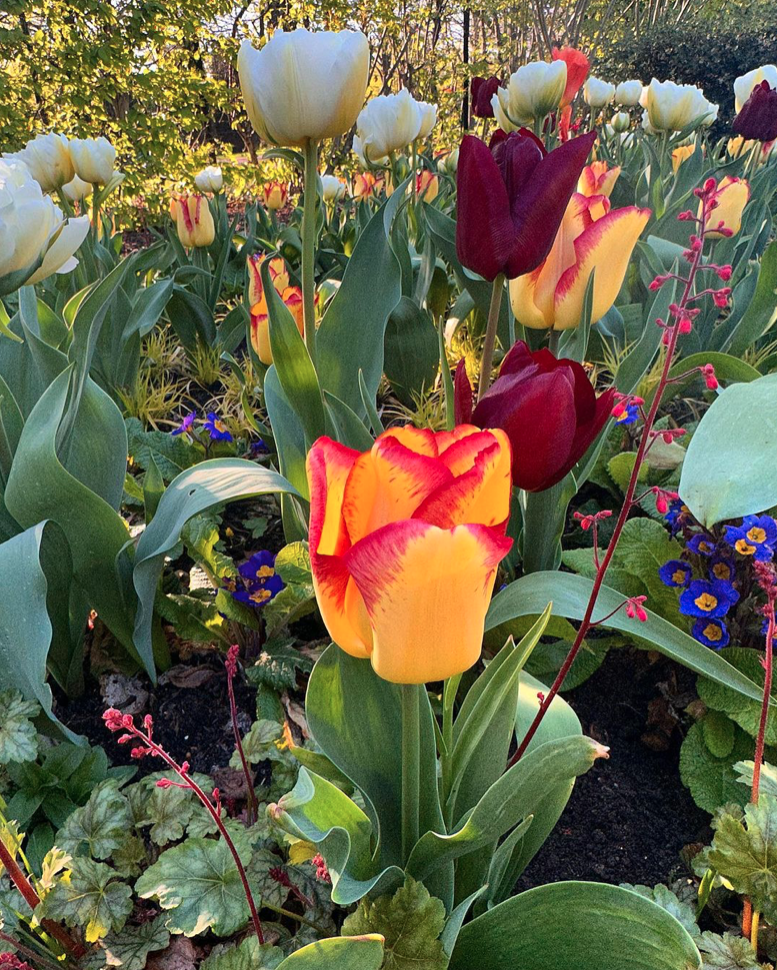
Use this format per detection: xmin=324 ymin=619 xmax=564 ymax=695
xmin=506 ymin=130 xmax=596 ymax=279
xmin=453 ymin=360 xmax=473 ymax=424
xmin=413 ymin=430 xmax=512 ymax=529
xmin=456 ymin=135 xmax=518 ymax=281
xmin=27 ymin=216 xmax=90 ymax=286
xmin=307 ymin=437 xmax=372 ymax=658
xmin=346 ymin=521 xmax=512 ymax=683
xmin=553 ymin=206 xmax=650 ymax=330
xmin=342 ymin=435 xmax=452 ymax=544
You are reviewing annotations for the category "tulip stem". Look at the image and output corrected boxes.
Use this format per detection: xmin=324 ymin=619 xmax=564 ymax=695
xmin=478 ymin=273 xmax=505 ymax=401
xmin=438 ymin=316 xmax=455 ymax=430
xmin=400 ymin=683 xmax=421 ymax=862
xmin=548 ymin=329 xmax=560 ymax=356
xmin=302 ymin=138 xmax=319 ymax=368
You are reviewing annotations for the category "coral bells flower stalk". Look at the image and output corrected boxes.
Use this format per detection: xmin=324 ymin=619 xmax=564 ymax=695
xmin=306 ymin=426 xmax=513 ymax=684
xmin=507 ymin=177 xmax=730 ymax=767
xmin=102 ymin=709 xmax=265 ymax=944
xmin=225 ymin=645 xmax=259 ymax=825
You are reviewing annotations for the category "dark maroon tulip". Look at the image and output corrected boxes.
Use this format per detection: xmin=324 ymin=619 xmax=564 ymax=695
xmin=471 ymin=76 xmax=501 ymax=119
xmin=455 ymin=342 xmax=616 ymax=492
xmin=733 ymin=81 xmax=777 ymax=143
xmin=455 ymin=129 xmax=597 ymax=282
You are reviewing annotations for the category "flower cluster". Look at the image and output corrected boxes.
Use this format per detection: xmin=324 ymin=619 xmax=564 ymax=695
xmin=659 ymin=507 xmax=777 ymax=649
xmin=171 ymin=410 xmax=234 ymax=443
xmin=224 ymin=550 xmax=285 ymax=608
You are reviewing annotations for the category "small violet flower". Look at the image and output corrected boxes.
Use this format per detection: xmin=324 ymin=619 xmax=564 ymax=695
xmin=171 ymin=411 xmax=197 ymax=436
xmin=204 ymin=412 xmax=234 ymax=442
xmin=679 ymin=578 xmax=739 ymax=619
xmin=227 ymin=551 xmax=285 ymax=607
xmin=659 ymin=559 xmax=692 ymax=588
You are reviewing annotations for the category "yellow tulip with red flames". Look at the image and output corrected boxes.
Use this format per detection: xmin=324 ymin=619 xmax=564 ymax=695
xmin=170 ymin=194 xmax=215 ymax=248
xmin=416 ymin=170 xmax=439 ymax=202
xmin=247 ymin=255 xmax=304 ymax=364
xmin=353 ymin=172 xmax=379 ymax=201
xmin=260 ymin=182 xmax=289 ymax=211
xmin=700 ymin=176 xmax=750 ymax=239
xmin=577 ymin=161 xmax=620 ymax=198
xmin=510 ymin=188 xmax=650 ymax=331
xmin=307 ymin=426 xmax=513 ymax=684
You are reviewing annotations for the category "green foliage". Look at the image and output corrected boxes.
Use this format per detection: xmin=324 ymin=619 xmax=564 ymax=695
xmin=57 ymin=780 xmax=134 ymax=860
xmin=0 ymin=691 xmax=40 ymax=763
xmin=201 ymin=937 xmax=285 ymax=970
xmin=341 ymin=875 xmax=448 ymax=970
xmin=84 ymin=916 xmax=171 ymax=970
xmin=618 ymin=884 xmax=699 ymax=939
xmin=697 ymin=649 xmax=777 ymax=747
xmin=697 ymin=932 xmax=768 ymax=969
xmin=706 ymin=795 xmax=777 ymax=922
xmin=42 ymin=857 xmax=134 ymax=942
xmin=679 ymin=720 xmax=762 ymax=813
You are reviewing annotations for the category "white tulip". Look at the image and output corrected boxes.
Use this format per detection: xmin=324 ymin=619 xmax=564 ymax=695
xmin=69 ymin=136 xmax=117 ymax=185
xmin=644 ymin=79 xmax=718 ymax=131
xmin=615 ymin=80 xmax=643 ymax=106
xmin=320 ymin=174 xmax=346 ymax=202
xmin=493 ymin=60 xmax=567 ymax=127
xmin=238 ymin=28 xmax=369 ymax=147
xmin=641 ymin=110 xmax=658 ymax=135
xmin=584 ymin=77 xmax=616 ymax=108
xmin=0 ymin=160 xmax=89 ymax=293
xmin=611 ymin=111 xmax=631 ymax=133
xmin=734 ymin=65 xmax=777 ymax=112
xmin=194 ymin=165 xmax=223 ymax=193
xmin=354 ymin=89 xmax=429 ymax=164
xmin=437 ymin=148 xmax=459 ymax=174
xmin=3 ymin=133 xmax=74 ymax=194
xmin=417 ymin=101 xmax=438 ymax=139
xmin=62 ymin=174 xmax=93 ymax=202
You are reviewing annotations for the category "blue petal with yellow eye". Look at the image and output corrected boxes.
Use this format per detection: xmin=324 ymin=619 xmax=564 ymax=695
xmin=679 ymin=578 xmax=739 ymax=618
xmin=724 ymin=515 xmax=777 ymax=561
xmin=692 ymin=618 xmax=729 ymax=649
xmin=708 ymin=554 xmax=736 ymax=583
xmin=204 ymin=411 xmax=234 ymax=442
xmin=687 ymin=534 xmax=716 ymax=557
xmin=665 ymin=498 xmax=692 ymax=536
xmin=230 ymin=550 xmax=285 ymax=607
xmin=659 ymin=559 xmax=692 ymax=588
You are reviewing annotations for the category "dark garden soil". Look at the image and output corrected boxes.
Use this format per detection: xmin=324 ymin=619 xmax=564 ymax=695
xmin=517 ymin=647 xmax=711 ymax=890
xmin=55 ymin=639 xmax=711 ymax=890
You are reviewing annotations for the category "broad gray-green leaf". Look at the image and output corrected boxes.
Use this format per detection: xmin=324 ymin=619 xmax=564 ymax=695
xmin=42 ymin=858 xmax=133 ymax=942
xmin=83 ymin=915 xmax=170 ymax=970
xmin=276 ymin=936 xmax=385 ymax=970
xmin=619 ymin=884 xmax=699 ymax=938
xmin=135 ymin=837 xmax=253 ymax=937
xmin=0 ymin=690 xmax=40 ymax=763
xmin=201 ymin=936 xmax=284 ymax=970
xmin=56 ymin=781 xmax=133 ymax=860
xmin=679 ymin=721 xmax=759 ymax=813
xmin=680 ymin=375 xmax=777 ymax=527
xmin=697 ymin=931 xmax=767 ymax=969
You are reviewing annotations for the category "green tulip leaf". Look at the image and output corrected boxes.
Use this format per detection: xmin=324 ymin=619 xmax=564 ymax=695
xmin=448 ymin=882 xmax=702 ymax=970
xmin=276 ymin=936 xmax=385 ymax=970
xmin=679 ymin=374 xmax=777 ymax=527
xmin=487 ymin=571 xmax=763 ymax=703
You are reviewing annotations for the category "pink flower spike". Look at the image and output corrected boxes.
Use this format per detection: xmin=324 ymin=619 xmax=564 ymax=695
xmin=678 ymin=316 xmax=693 ymax=334
xmin=156 ymin=778 xmax=174 ymax=789
xmin=717 ymin=264 xmax=732 ymax=281
xmin=625 ymin=595 xmax=648 ymax=622
xmin=226 ymin=644 xmax=240 ymax=678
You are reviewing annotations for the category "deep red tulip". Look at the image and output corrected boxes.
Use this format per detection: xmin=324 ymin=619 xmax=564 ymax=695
xmin=471 ymin=76 xmax=501 ymax=119
xmin=733 ymin=81 xmax=777 ymax=143
xmin=455 ymin=129 xmax=596 ymax=282
xmin=552 ymin=47 xmax=590 ymax=107
xmin=455 ymin=342 xmax=616 ymax=492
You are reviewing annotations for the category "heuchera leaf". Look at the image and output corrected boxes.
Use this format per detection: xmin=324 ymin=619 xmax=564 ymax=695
xmin=83 ymin=915 xmax=170 ymax=970
xmin=697 ymin=931 xmax=768 ymax=969
xmin=56 ymin=781 xmax=134 ymax=860
xmin=201 ymin=936 xmax=285 ymax=970
xmin=341 ymin=875 xmax=448 ymax=970
xmin=42 ymin=857 xmax=133 ymax=942
xmin=0 ymin=690 xmax=40 ymax=763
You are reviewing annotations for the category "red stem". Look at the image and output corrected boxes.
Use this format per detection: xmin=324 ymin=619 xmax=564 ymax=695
xmin=124 ymin=726 xmax=265 ymax=944
xmin=752 ymin=606 xmax=774 ymax=804
xmin=227 ymin=668 xmax=259 ymax=826
xmin=508 ymin=202 xmax=709 ymax=768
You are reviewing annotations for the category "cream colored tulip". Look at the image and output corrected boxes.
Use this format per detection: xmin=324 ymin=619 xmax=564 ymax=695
xmin=644 ymin=79 xmax=718 ymax=131
xmin=611 ymin=111 xmax=630 ymax=133
xmin=417 ymin=101 xmax=438 ymax=139
xmin=238 ymin=28 xmax=369 ymax=147
xmin=62 ymin=174 xmax=93 ymax=202
xmin=194 ymin=165 xmax=223 ymax=193
xmin=494 ymin=60 xmax=567 ymax=127
xmin=584 ymin=77 xmax=615 ymax=108
xmin=3 ymin=133 xmax=74 ymax=194
xmin=69 ymin=136 xmax=117 ymax=185
xmin=734 ymin=65 xmax=777 ymax=112
xmin=615 ymin=80 xmax=643 ymax=106
xmin=354 ymin=89 xmax=430 ymax=164
xmin=0 ymin=160 xmax=89 ymax=293
xmin=320 ymin=174 xmax=346 ymax=202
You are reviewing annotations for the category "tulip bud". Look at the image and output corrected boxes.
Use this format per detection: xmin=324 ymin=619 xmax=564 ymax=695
xmin=437 ymin=148 xmax=459 ymax=174
xmin=320 ymin=174 xmax=346 ymax=203
xmin=238 ymin=28 xmax=369 ymax=147
xmin=644 ymin=79 xmax=718 ymax=132
xmin=171 ymin=194 xmax=215 ymax=248
xmin=260 ymin=181 xmax=288 ymax=211
xmin=615 ymin=80 xmax=643 ymax=106
xmin=194 ymin=165 xmax=223 ymax=194
xmin=471 ymin=76 xmax=501 ymax=119
xmin=733 ymin=80 xmax=777 ymax=143
xmin=610 ymin=111 xmax=630 ymax=133
xmin=0 ymin=159 xmax=90 ymax=294
xmin=671 ymin=143 xmax=696 ymax=172
xmin=578 ymin=160 xmax=620 ymax=198
xmin=583 ymin=77 xmax=616 ymax=109
xmin=493 ymin=61 xmax=568 ymax=128
xmin=416 ymin=170 xmax=439 ymax=202
xmin=354 ymin=89 xmax=438 ymax=164
xmin=69 ymin=136 xmax=117 ymax=185
xmin=3 ymin=133 xmax=74 ymax=193
xmin=700 ymin=176 xmax=750 ymax=239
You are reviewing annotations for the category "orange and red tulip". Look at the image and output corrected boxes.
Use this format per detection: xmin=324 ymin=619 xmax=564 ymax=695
xmin=307 ymin=426 xmax=513 ymax=684
xmin=353 ymin=171 xmax=379 ymax=201
xmin=577 ymin=160 xmax=620 ymax=198
xmin=416 ymin=170 xmax=439 ymax=202
xmin=671 ymin=144 xmax=696 ymax=173
xmin=552 ymin=47 xmax=590 ymax=107
xmin=510 ymin=191 xmax=649 ymax=331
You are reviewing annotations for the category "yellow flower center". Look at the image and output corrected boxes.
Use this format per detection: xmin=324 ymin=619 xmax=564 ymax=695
xmin=214 ymin=420 xmax=227 ymax=433
xmin=255 ymin=565 xmax=275 ymax=580
xmin=694 ymin=592 xmax=719 ymax=612
xmin=699 ymin=541 xmax=712 ymax=554
xmin=250 ymin=589 xmax=272 ymax=604
xmin=735 ymin=538 xmax=756 ymax=556
xmin=672 ymin=569 xmax=686 ymax=584
xmin=747 ymin=527 xmax=767 ymax=543
xmin=703 ymin=623 xmax=723 ymax=641
xmin=712 ymin=563 xmax=731 ymax=580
